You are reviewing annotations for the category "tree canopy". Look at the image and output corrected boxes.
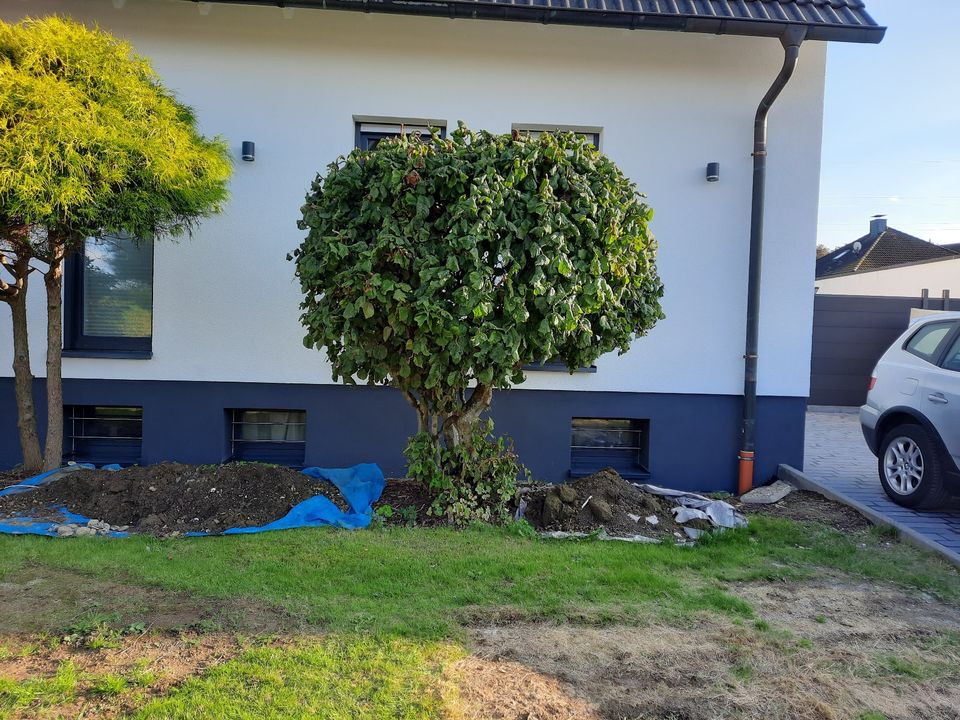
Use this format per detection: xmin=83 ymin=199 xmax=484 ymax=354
xmin=296 ymin=125 xmax=663 ymax=426
xmin=0 ymin=15 xmax=231 ymax=249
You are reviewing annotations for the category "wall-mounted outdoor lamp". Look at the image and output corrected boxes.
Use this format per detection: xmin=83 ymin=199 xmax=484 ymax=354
xmin=241 ymin=141 xmax=256 ymax=162
xmin=706 ymin=162 xmax=720 ymax=182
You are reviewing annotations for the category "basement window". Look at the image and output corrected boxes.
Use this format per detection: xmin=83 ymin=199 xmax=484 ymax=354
xmin=229 ymin=409 xmax=306 ymax=466
xmin=570 ymin=417 xmax=650 ymax=480
xmin=63 ymin=405 xmax=143 ymax=466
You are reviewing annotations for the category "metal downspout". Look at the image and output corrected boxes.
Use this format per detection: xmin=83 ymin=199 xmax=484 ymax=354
xmin=738 ymin=27 xmax=806 ymax=495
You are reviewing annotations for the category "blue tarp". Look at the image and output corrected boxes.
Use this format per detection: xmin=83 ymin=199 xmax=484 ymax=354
xmin=0 ymin=463 xmax=385 ymax=537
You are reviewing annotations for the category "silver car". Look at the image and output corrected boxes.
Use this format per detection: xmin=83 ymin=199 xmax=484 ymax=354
xmin=860 ymin=312 xmax=960 ymax=509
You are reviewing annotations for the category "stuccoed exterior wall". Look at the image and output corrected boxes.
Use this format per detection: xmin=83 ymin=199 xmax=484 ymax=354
xmin=0 ymin=0 xmax=825 ymax=396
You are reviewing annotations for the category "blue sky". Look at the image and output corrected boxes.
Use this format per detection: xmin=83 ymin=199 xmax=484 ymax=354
xmin=818 ymin=0 xmax=960 ymax=249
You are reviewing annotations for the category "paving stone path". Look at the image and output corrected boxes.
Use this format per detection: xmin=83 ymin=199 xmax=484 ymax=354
xmin=804 ymin=410 xmax=960 ymax=556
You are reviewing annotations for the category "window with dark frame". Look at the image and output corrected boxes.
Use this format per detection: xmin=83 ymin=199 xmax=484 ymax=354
xmin=355 ymin=121 xmax=447 ymax=150
xmin=64 ymin=233 xmax=154 ymax=357
xmin=63 ymin=405 xmax=143 ymax=466
xmin=570 ymin=417 xmax=650 ymax=479
xmin=510 ymin=125 xmax=601 ymax=149
xmin=523 ymin=361 xmax=597 ymax=374
xmin=229 ymin=409 xmax=306 ymax=466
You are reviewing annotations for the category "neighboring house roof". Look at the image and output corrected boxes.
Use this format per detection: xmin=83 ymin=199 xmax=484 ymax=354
xmin=816 ymin=221 xmax=960 ymax=280
xmin=195 ymin=0 xmax=885 ymax=43
xmin=944 ymin=243 xmax=960 ymax=253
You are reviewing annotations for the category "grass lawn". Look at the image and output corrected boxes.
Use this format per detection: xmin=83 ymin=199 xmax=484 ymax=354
xmin=0 ymin=517 xmax=958 ymax=719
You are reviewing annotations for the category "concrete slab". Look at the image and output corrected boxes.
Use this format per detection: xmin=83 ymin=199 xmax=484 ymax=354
xmin=741 ymin=480 xmax=794 ymax=505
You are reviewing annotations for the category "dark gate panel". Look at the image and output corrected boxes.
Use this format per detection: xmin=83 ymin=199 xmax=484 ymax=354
xmin=809 ymin=294 xmax=950 ymax=407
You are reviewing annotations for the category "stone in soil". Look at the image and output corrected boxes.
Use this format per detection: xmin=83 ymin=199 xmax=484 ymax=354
xmin=587 ymin=498 xmax=613 ymax=522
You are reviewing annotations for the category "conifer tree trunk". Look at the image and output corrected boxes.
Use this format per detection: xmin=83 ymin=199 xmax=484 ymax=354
xmin=5 ymin=254 xmax=43 ymax=472
xmin=41 ymin=246 xmax=65 ymax=471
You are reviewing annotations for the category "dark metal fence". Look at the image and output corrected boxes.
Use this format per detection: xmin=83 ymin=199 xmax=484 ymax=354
xmin=810 ymin=292 xmax=953 ymax=407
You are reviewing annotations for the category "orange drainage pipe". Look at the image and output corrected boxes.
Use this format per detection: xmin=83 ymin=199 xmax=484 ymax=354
xmin=738 ymin=451 xmax=755 ymax=496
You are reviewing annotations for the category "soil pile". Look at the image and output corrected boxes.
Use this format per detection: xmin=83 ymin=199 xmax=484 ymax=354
xmin=0 ymin=463 xmax=347 ymax=535
xmin=521 ymin=469 xmax=684 ymax=540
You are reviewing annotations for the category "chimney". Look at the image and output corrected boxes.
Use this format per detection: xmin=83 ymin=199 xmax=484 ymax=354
xmin=870 ymin=215 xmax=887 ymax=235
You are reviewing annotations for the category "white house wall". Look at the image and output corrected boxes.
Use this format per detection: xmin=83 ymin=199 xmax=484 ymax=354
xmin=0 ymin=0 xmax=826 ymax=400
xmin=816 ymin=258 xmax=960 ymax=298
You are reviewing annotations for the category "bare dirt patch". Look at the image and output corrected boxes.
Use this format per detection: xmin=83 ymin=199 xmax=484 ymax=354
xmin=738 ymin=489 xmax=873 ymax=533
xmin=0 ymin=566 xmax=301 ymax=635
xmin=0 ymin=469 xmax=28 ymax=492
xmin=521 ymin=469 xmax=685 ymax=540
xmin=376 ymin=478 xmax=441 ymax=527
xmin=465 ymin=579 xmax=960 ymax=720
xmin=0 ymin=631 xmax=242 ymax=720
xmin=0 ymin=463 xmax=348 ymax=535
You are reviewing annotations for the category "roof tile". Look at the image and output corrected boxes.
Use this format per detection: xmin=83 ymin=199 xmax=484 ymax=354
xmin=816 ymin=227 xmax=960 ymax=279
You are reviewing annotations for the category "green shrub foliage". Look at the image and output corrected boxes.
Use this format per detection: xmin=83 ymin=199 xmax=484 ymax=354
xmin=405 ymin=420 xmax=529 ymax=525
xmin=295 ymin=124 xmax=663 ymax=519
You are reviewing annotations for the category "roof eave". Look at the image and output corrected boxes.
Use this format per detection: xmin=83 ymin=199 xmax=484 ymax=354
xmin=189 ymin=0 xmax=887 ymax=44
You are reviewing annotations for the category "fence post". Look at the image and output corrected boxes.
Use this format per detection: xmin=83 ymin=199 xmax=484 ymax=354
xmin=921 ymin=288 xmax=930 ymax=309
xmin=944 ymin=289 xmax=951 ymax=311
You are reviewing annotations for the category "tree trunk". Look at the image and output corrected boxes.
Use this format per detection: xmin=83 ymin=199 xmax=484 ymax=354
xmin=398 ymin=384 xmax=494 ymax=452
xmin=442 ymin=384 xmax=493 ymax=451
xmin=41 ymin=248 xmax=65 ymax=472
xmin=7 ymin=260 xmax=43 ymax=472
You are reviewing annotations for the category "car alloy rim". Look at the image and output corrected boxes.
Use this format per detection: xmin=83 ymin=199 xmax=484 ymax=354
xmin=883 ymin=436 xmax=924 ymax=495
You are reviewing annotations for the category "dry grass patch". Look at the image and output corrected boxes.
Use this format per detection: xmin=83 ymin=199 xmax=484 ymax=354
xmin=451 ymin=655 xmax=600 ymax=719
xmin=465 ymin=578 xmax=960 ymax=720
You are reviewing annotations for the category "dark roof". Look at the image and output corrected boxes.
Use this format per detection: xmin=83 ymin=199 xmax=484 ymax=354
xmin=197 ymin=0 xmax=886 ymax=43
xmin=816 ymin=226 xmax=960 ymax=279
xmin=944 ymin=242 xmax=960 ymax=253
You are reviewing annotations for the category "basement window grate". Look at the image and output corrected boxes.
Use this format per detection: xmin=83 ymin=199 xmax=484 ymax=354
xmin=229 ymin=409 xmax=306 ymax=466
xmin=570 ymin=417 xmax=650 ymax=480
xmin=63 ymin=405 xmax=143 ymax=466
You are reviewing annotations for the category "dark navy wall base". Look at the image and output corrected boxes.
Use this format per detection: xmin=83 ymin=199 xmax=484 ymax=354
xmin=0 ymin=378 xmax=805 ymax=492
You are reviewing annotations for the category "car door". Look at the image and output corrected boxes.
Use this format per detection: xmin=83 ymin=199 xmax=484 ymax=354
xmin=920 ymin=322 xmax=960 ymax=469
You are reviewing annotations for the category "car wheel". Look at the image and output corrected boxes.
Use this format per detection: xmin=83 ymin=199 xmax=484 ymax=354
xmin=878 ymin=423 xmax=948 ymax=509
